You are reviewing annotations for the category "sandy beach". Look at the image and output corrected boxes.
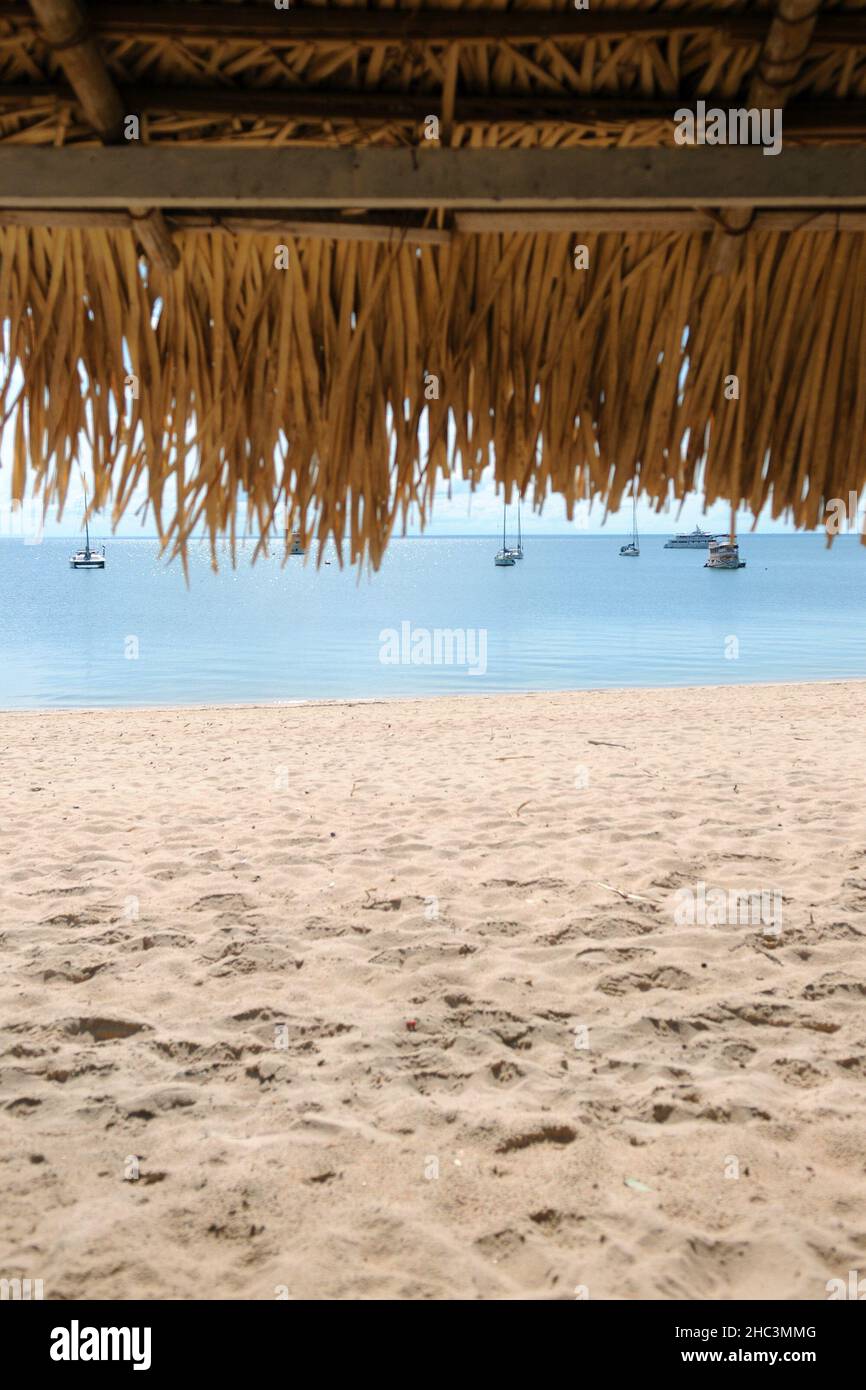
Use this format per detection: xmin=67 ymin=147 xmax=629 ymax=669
xmin=1 ymin=681 xmax=865 ymax=1301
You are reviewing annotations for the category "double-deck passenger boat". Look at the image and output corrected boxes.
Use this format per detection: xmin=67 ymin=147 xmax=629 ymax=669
xmin=705 ymin=538 xmax=746 ymax=569
xmin=664 ymin=526 xmax=717 ymax=549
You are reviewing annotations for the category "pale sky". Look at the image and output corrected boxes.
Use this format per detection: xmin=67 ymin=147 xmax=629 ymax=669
xmin=1 ymin=429 xmax=828 ymax=539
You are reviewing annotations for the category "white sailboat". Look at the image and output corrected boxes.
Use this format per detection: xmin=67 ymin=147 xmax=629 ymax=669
xmin=494 ymin=499 xmax=516 ymax=566
xmin=69 ymin=486 xmax=105 ymax=569
xmin=619 ymin=483 xmax=639 ymax=557
xmin=505 ymin=498 xmax=523 ymax=559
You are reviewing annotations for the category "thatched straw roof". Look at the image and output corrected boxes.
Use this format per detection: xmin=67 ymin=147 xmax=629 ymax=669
xmin=1 ymin=1 xmax=866 ymax=562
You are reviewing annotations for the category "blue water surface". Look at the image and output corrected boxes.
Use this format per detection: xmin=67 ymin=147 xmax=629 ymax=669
xmin=0 ymin=534 xmax=863 ymax=708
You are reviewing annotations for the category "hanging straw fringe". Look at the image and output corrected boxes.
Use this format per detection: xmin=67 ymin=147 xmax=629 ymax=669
xmin=1 ymin=225 xmax=864 ymax=566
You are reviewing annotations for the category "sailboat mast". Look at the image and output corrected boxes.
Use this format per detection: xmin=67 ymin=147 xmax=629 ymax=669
xmin=503 ymin=497 xmax=507 ymax=550
xmin=83 ymin=484 xmax=91 ymax=553
xmin=517 ymin=499 xmax=522 ymax=548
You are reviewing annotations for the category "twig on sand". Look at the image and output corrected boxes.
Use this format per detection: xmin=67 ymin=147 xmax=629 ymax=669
xmin=730 ymin=938 xmax=784 ymax=965
xmin=757 ymin=947 xmax=784 ymax=967
xmin=588 ymin=740 xmax=629 ymax=749
xmin=593 ymin=880 xmax=655 ymax=904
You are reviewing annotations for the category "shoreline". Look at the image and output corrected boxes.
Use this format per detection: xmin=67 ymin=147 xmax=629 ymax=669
xmin=2 ymin=673 xmax=865 ymax=717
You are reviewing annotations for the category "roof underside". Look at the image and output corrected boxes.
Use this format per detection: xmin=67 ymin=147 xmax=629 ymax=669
xmin=2 ymin=0 xmax=866 ymax=148
xmin=1 ymin=0 xmax=865 ymax=562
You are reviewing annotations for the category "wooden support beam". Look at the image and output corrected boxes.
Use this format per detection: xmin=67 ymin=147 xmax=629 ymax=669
xmin=129 ymin=204 xmax=180 ymax=271
xmin=0 ymin=83 xmax=718 ymax=125
xmin=5 ymin=206 xmax=866 ymax=239
xmin=175 ymin=214 xmax=451 ymax=245
xmin=25 ymin=0 xmax=123 ymax=140
xmin=4 ymin=81 xmax=866 ymax=138
xmin=711 ymin=0 xmax=824 ymax=273
xmin=0 ymin=207 xmax=131 ymax=228
xmin=708 ymin=206 xmax=755 ymax=274
xmin=0 ymin=207 xmax=453 ymax=244
xmin=115 ymin=84 xmax=635 ymax=124
xmin=111 ymin=87 xmax=866 ymax=131
xmin=455 ymin=210 xmax=866 ymax=234
xmin=24 ymin=1 xmax=178 ymax=272
xmin=0 ymin=147 xmax=864 ymax=213
xmin=0 ymin=2 xmax=780 ymax=44
xmin=1 ymin=2 xmax=863 ymax=49
xmin=750 ymin=0 xmax=824 ymax=109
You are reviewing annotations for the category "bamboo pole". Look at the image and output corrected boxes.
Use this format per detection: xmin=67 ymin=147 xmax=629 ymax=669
xmin=711 ymin=0 xmax=824 ymax=274
xmin=6 ymin=208 xmax=866 ymax=238
xmin=1 ymin=2 xmax=862 ymax=48
xmin=751 ymin=0 xmax=825 ymax=109
xmin=25 ymin=1 xmax=179 ymax=271
xmin=129 ymin=205 xmax=180 ymax=273
xmin=4 ymin=82 xmax=866 ymax=136
xmin=25 ymin=0 xmax=124 ymax=141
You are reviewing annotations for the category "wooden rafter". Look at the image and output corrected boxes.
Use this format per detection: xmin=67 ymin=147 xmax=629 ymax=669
xmin=0 ymin=207 xmax=453 ymax=242
xmin=712 ymin=0 xmax=824 ymax=272
xmin=455 ymin=210 xmax=866 ymax=234
xmin=0 ymin=146 xmax=864 ymax=211
xmin=129 ymin=204 xmax=181 ymax=268
xmin=24 ymin=0 xmax=178 ymax=270
xmin=25 ymin=0 xmax=122 ymax=138
xmin=750 ymin=0 xmax=825 ymax=109
xmin=5 ymin=207 xmax=866 ymax=240
xmin=3 ymin=83 xmax=866 ymax=139
xmin=0 ymin=2 xmax=862 ymax=48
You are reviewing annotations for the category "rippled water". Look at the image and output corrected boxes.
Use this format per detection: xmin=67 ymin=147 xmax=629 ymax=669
xmin=0 ymin=534 xmax=863 ymax=708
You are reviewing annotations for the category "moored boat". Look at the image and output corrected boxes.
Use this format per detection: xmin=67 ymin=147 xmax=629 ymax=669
xmin=664 ymin=526 xmax=717 ymax=549
xmin=495 ymin=498 xmax=517 ymax=566
xmin=505 ymin=499 xmax=523 ymax=559
xmin=620 ymin=482 xmax=640 ymax=556
xmin=69 ymin=488 xmax=105 ymax=569
xmin=705 ymin=539 xmax=746 ymax=569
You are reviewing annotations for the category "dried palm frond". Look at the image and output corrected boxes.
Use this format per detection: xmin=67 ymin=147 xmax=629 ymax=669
xmin=2 ymin=221 xmax=864 ymax=564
